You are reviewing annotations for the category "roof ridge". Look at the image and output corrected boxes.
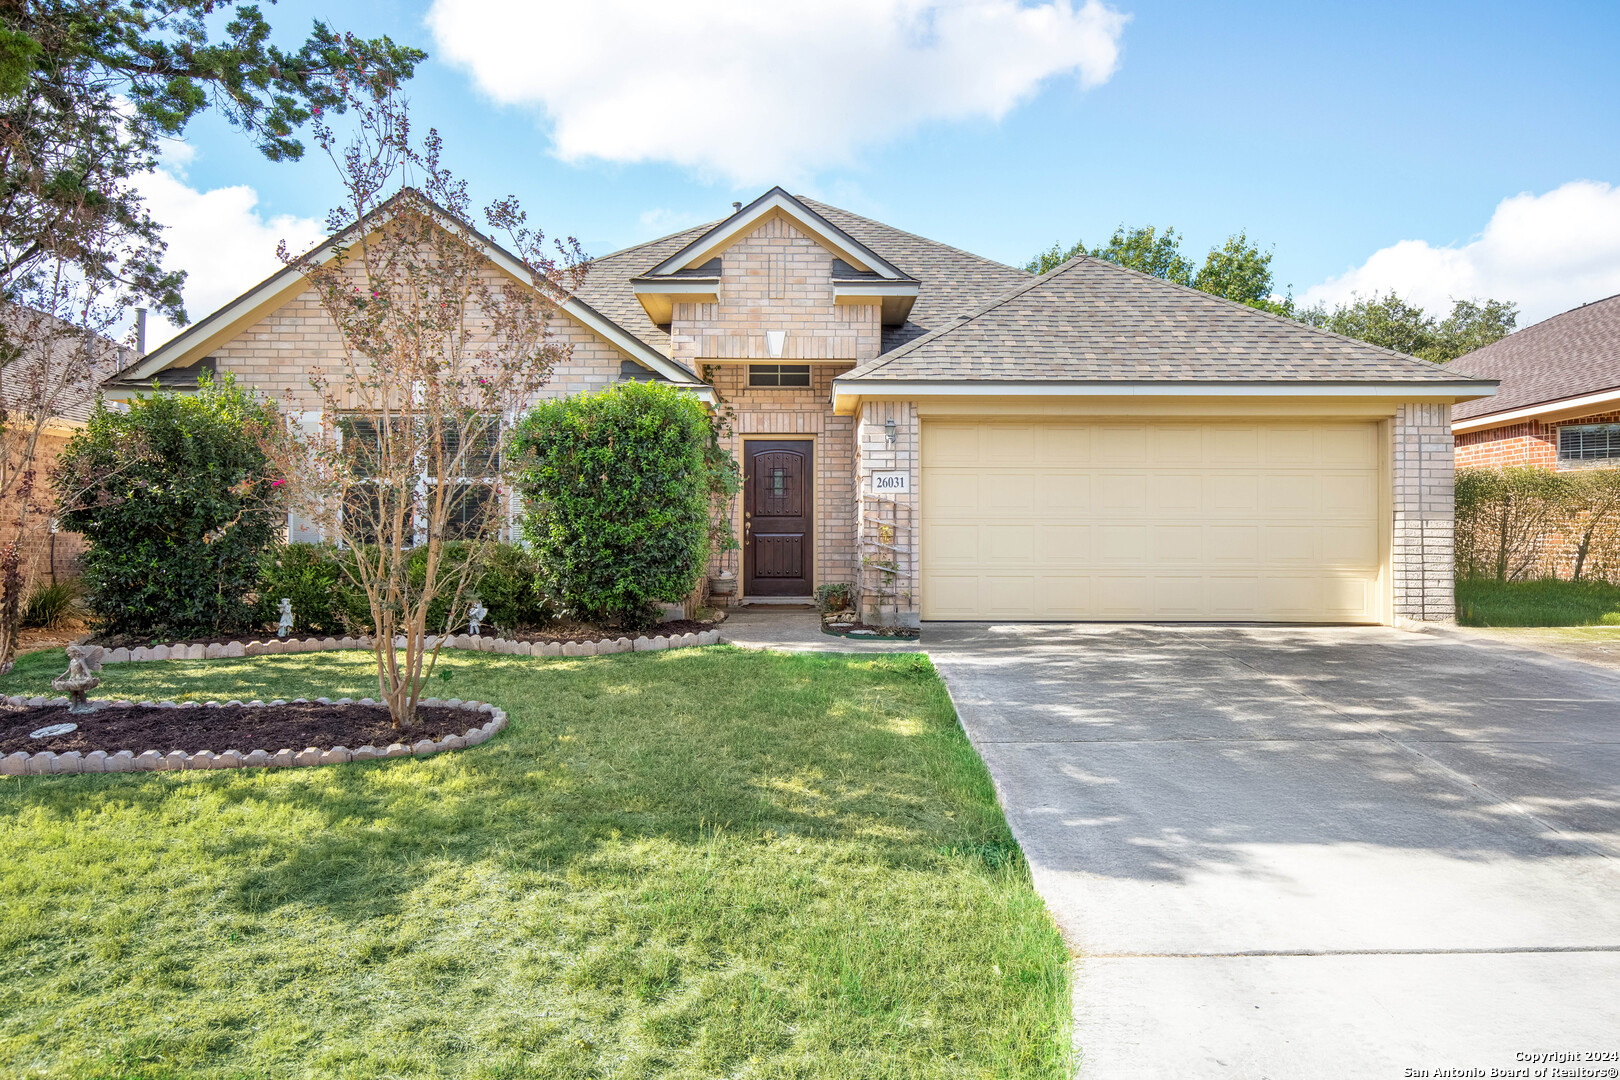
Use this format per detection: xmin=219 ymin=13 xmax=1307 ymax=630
xmin=797 ymin=196 xmax=1032 ymax=276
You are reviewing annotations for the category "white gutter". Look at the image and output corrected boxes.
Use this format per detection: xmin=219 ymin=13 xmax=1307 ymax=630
xmin=1451 ymin=386 xmax=1620 ymax=433
xmin=833 ymin=378 xmax=1496 ymax=411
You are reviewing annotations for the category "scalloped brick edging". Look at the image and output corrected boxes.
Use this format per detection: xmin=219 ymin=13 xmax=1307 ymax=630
xmin=0 ymin=697 xmax=507 ymax=777
xmin=94 ymin=628 xmax=723 ymax=665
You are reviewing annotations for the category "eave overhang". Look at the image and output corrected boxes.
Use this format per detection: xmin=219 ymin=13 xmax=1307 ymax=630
xmin=832 ymin=280 xmax=919 ymax=325
xmin=1451 ymin=385 xmax=1620 ymax=434
xmin=629 ymin=276 xmax=721 ymax=324
xmin=830 ymin=378 xmax=1498 ymax=416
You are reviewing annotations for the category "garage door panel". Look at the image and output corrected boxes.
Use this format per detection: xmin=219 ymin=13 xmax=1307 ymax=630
xmin=925 ymin=574 xmax=980 ymax=617
xmin=1098 ymin=474 xmax=1147 ymax=512
xmin=1098 ymin=576 xmax=1152 ymax=614
xmin=1152 ymin=473 xmax=1203 ymax=512
xmin=1260 ymin=474 xmax=1317 ymax=514
xmin=982 ymin=525 xmax=1036 ymax=563
xmin=1037 ymin=576 xmax=1092 ymax=616
xmin=985 ymin=425 xmax=1035 ymax=465
xmin=1207 ymin=525 xmax=1261 ymax=563
xmin=1320 ymin=473 xmax=1378 ymax=516
xmin=1153 ymin=576 xmax=1205 ymax=615
xmin=983 ymin=576 xmax=1037 ymax=616
xmin=1208 ymin=426 xmax=1261 ymax=465
xmin=922 ymin=423 xmax=980 ymax=464
xmin=925 ymin=471 xmax=980 ymax=513
xmin=985 ymin=473 xmax=1036 ymax=515
xmin=1039 ymin=525 xmax=1090 ymax=564
xmin=1153 ymin=525 xmax=1204 ymax=563
xmin=926 ymin=523 xmax=980 ymax=564
xmin=1152 ymin=425 xmax=1203 ymax=464
xmin=1039 ymin=425 xmax=1092 ymax=464
xmin=1098 ymin=525 xmax=1150 ymax=562
xmin=921 ymin=420 xmax=1384 ymax=623
xmin=1098 ymin=426 xmax=1148 ymax=464
xmin=1208 ymin=475 xmax=1260 ymax=513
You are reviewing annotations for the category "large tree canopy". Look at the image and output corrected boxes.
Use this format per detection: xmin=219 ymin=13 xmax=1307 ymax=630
xmin=0 ymin=1 xmax=424 ymax=321
xmin=1027 ymin=226 xmax=1517 ymax=360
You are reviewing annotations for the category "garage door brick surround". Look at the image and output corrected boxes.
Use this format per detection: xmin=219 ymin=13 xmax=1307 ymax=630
xmin=1393 ymin=402 xmax=1457 ymax=622
xmin=854 ymin=400 xmax=1459 ymax=626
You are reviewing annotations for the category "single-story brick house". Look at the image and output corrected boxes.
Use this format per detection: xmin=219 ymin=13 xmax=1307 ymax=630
xmin=104 ymin=187 xmax=1495 ymax=625
xmin=1449 ymin=293 xmax=1620 ymax=470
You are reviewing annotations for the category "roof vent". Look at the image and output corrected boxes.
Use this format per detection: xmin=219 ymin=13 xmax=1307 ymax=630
xmin=732 ymin=201 xmax=742 ymax=213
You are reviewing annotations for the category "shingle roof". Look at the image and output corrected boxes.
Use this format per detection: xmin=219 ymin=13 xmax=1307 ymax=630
xmin=1447 ymin=293 xmax=1620 ymax=420
xmin=569 ymin=197 xmax=1031 ymax=362
xmin=842 ymin=255 xmax=1490 ymax=384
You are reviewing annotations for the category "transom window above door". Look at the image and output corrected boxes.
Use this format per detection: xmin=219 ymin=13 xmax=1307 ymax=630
xmin=748 ymin=364 xmax=810 ymax=387
xmin=1558 ymin=423 xmax=1620 ymax=462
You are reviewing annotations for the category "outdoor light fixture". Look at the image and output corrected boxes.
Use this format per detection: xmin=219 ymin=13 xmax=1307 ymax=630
xmin=885 ymin=418 xmax=896 ymax=445
xmin=766 ymin=330 xmax=786 ymax=358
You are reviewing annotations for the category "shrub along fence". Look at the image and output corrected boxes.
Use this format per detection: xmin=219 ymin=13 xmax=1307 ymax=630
xmin=1455 ymin=466 xmax=1620 ymax=582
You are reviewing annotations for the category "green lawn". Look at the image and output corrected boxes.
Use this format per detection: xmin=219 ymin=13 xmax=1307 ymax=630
xmin=0 ymin=645 xmax=1069 ymax=1079
xmin=1455 ymin=578 xmax=1620 ymax=626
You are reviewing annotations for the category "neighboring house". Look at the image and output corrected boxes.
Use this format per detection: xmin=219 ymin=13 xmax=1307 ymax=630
xmin=104 ymin=187 xmax=1494 ymax=626
xmin=0 ymin=306 xmax=134 ymax=581
xmin=1449 ymin=293 xmax=1620 ymax=470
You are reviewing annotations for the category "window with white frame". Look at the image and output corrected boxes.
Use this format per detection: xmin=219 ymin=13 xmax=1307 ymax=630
xmin=335 ymin=414 xmax=502 ymax=544
xmin=1558 ymin=423 xmax=1620 ymax=463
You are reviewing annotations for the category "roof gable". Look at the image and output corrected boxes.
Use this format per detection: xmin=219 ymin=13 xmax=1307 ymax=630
xmin=113 ymin=189 xmax=709 ymax=392
xmin=645 ymin=187 xmax=912 ymax=280
xmin=1448 ymin=293 xmax=1620 ymax=421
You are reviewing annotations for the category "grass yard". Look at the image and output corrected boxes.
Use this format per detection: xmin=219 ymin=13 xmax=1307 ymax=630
xmin=0 ymin=645 xmax=1069 ymax=1079
xmin=1455 ymin=577 xmax=1620 ymax=626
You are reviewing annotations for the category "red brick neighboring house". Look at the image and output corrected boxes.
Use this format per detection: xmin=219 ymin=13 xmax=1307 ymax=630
xmin=1450 ymin=293 xmax=1620 ymax=469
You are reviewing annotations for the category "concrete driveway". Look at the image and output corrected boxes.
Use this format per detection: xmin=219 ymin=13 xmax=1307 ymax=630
xmin=924 ymin=623 xmax=1620 ymax=1079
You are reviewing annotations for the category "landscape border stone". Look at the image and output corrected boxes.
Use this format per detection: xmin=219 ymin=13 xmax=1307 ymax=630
xmin=94 ymin=628 xmax=722 ymax=666
xmin=0 ymin=698 xmax=509 ymax=779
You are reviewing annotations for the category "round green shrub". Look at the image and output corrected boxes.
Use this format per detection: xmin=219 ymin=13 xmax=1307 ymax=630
xmin=53 ymin=375 xmax=283 ymax=639
xmin=511 ymin=382 xmax=710 ymax=630
xmin=254 ymin=543 xmax=368 ymax=635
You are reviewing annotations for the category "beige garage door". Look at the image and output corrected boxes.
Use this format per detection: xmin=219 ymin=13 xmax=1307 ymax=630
xmin=921 ymin=420 xmax=1385 ymax=622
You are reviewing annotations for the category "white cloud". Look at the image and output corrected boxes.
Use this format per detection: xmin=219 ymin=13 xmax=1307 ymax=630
xmin=136 ymin=167 xmax=325 ymax=348
xmin=427 ymin=0 xmax=1128 ymax=185
xmin=1301 ymin=180 xmax=1620 ymax=326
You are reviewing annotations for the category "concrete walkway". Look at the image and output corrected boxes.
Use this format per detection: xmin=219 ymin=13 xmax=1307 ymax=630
xmin=723 ymin=614 xmax=1620 ymax=1077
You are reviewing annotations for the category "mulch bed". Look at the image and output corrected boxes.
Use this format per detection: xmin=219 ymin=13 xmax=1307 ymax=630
xmin=0 ymin=701 xmax=472 ymax=756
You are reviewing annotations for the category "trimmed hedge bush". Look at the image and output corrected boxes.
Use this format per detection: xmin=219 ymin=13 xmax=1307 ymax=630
xmin=511 ymin=382 xmax=710 ymax=629
xmin=53 ymin=375 xmax=283 ymax=639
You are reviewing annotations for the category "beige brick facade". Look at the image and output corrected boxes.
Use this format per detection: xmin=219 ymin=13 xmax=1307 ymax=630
xmin=210 ymin=286 xmax=634 ymax=413
xmin=854 ymin=400 xmax=919 ymax=627
xmin=670 ymin=214 xmax=881 ymax=365
xmin=1393 ymin=402 xmax=1456 ymax=621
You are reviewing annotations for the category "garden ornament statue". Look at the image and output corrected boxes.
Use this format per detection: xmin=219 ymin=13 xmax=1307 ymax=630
xmin=468 ymin=599 xmax=488 ymax=637
xmin=277 ymin=598 xmax=294 ymax=638
xmin=52 ymin=644 xmax=103 ymax=714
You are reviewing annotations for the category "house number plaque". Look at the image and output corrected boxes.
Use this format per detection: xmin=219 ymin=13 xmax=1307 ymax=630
xmin=871 ymin=471 xmax=910 ymax=494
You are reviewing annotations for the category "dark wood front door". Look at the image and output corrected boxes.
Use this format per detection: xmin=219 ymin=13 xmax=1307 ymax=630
xmin=744 ymin=440 xmax=813 ymax=597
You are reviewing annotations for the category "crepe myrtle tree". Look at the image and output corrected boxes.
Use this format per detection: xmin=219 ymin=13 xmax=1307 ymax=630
xmin=0 ymin=282 xmax=128 ymax=671
xmin=269 ymin=79 xmax=584 ymax=731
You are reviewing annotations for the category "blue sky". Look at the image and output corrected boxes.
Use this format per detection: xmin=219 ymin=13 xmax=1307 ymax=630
xmin=148 ymin=0 xmax=1620 ymax=344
